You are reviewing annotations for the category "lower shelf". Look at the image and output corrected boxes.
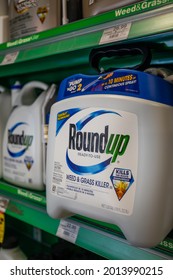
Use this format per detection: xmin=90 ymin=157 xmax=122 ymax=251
xmin=0 ymin=180 xmax=173 ymax=260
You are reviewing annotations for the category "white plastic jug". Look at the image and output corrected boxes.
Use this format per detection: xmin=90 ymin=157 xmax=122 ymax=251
xmin=9 ymin=0 xmax=61 ymax=40
xmin=3 ymin=81 xmax=48 ymax=190
xmin=0 ymin=0 xmax=9 ymax=43
xmin=0 ymin=86 xmax=11 ymax=178
xmin=0 ymin=236 xmax=27 ymax=260
xmin=46 ymin=69 xmax=173 ymax=248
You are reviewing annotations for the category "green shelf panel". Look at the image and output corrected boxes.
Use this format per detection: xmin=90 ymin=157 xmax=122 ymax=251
xmin=0 ymin=182 xmax=172 ymax=260
xmin=76 ymin=224 xmax=170 ymax=260
xmin=0 ymin=3 xmax=173 ymax=79
xmin=129 ymin=11 xmax=173 ymax=39
xmin=6 ymin=200 xmax=57 ymax=234
xmin=4 ymin=199 xmax=172 ymax=260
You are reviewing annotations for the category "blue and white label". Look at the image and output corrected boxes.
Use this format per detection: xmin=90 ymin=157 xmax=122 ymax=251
xmin=3 ymin=121 xmax=34 ymax=184
xmin=52 ymin=107 xmax=138 ymax=216
xmin=7 ymin=122 xmax=33 ymax=158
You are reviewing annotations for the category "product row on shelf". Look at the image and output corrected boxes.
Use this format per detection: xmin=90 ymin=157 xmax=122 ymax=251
xmin=0 ymin=0 xmax=147 ymax=43
xmin=0 ymin=1 xmax=173 ymax=84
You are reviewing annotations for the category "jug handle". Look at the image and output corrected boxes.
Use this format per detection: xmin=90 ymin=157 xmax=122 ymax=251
xmin=89 ymin=43 xmax=151 ymax=73
xmin=15 ymin=81 xmax=48 ymax=106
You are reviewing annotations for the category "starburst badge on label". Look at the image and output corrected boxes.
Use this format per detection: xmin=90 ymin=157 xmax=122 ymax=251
xmin=24 ymin=156 xmax=34 ymax=170
xmin=114 ymin=180 xmax=129 ymax=201
xmin=37 ymin=6 xmax=49 ymax=23
xmin=110 ymin=168 xmax=134 ymax=201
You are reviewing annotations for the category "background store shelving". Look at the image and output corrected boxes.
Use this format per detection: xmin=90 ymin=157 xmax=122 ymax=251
xmin=1 ymin=2 xmax=173 ymax=84
xmin=1 ymin=1 xmax=173 ymax=259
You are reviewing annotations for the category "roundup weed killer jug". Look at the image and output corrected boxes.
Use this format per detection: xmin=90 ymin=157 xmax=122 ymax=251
xmin=0 ymin=86 xmax=11 ymax=178
xmin=3 ymin=81 xmax=50 ymax=191
xmin=46 ymin=46 xmax=173 ymax=247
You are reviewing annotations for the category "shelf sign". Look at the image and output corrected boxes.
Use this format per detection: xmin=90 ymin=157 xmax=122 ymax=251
xmin=0 ymin=196 xmax=9 ymax=213
xmin=99 ymin=22 xmax=131 ymax=45
xmin=1 ymin=51 xmax=19 ymax=65
xmin=56 ymin=219 xmax=80 ymax=244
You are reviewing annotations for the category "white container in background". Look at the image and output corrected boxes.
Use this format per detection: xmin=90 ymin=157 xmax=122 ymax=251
xmin=0 ymin=236 xmax=27 ymax=260
xmin=3 ymin=81 xmax=57 ymax=190
xmin=0 ymin=0 xmax=9 ymax=43
xmin=0 ymin=86 xmax=11 ymax=178
xmin=3 ymin=81 xmax=49 ymax=190
xmin=9 ymin=0 xmax=61 ymax=40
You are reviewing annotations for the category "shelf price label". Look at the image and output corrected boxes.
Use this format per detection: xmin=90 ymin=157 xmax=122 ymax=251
xmin=1 ymin=51 xmax=19 ymax=65
xmin=56 ymin=219 xmax=80 ymax=244
xmin=99 ymin=22 xmax=131 ymax=45
xmin=0 ymin=196 xmax=9 ymax=213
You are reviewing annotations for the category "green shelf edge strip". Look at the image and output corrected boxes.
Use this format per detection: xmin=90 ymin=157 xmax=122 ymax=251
xmin=0 ymin=0 xmax=172 ymax=52
xmin=0 ymin=3 xmax=173 ymax=68
xmin=5 ymin=199 xmax=171 ymax=260
xmin=0 ymin=180 xmax=46 ymax=206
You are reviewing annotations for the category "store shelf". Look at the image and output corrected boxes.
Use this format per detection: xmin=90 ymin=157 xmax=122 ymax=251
xmin=1 ymin=0 xmax=173 ymax=260
xmin=1 ymin=0 xmax=172 ymax=53
xmin=0 ymin=182 xmax=173 ymax=260
xmin=0 ymin=2 xmax=173 ymax=84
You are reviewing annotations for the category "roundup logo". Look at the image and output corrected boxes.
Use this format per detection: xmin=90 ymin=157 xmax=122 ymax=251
xmin=66 ymin=110 xmax=130 ymax=175
xmin=7 ymin=122 xmax=33 ymax=158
